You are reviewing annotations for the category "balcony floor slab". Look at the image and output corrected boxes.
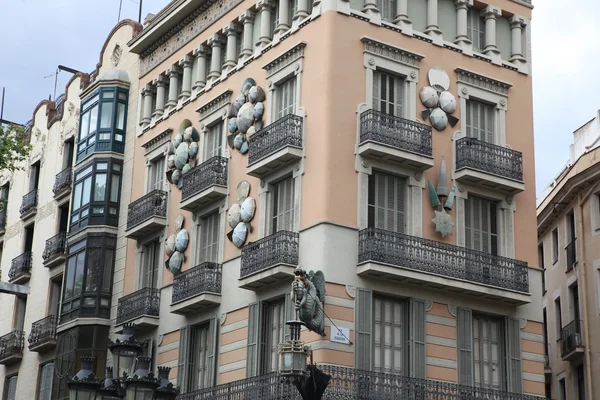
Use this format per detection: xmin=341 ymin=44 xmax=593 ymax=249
xmin=247 ymin=147 xmax=303 ymax=178
xmin=181 ymin=186 xmax=228 ymax=212
xmin=239 ymin=264 xmax=297 ymax=291
xmin=170 ymin=293 xmax=221 ymax=315
xmin=125 ymin=216 xmax=167 ymax=239
xmin=455 ymin=168 xmax=525 ymax=194
xmin=358 ymin=141 xmax=434 ymax=171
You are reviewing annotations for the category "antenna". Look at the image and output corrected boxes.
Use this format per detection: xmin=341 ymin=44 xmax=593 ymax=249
xmin=118 ymin=0 xmax=123 ymax=22
xmin=138 ymin=0 xmax=143 ymax=23
xmin=43 ymin=65 xmax=82 ymax=101
xmin=1 ymin=87 xmax=5 ymax=121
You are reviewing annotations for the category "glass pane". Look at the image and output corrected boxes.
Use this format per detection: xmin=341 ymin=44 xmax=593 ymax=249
xmin=73 ymin=182 xmax=82 ymax=210
xmin=113 ymin=164 xmax=121 ymax=171
xmin=100 ymin=102 xmax=113 ymax=129
xmin=118 ymin=92 xmax=127 ymax=100
xmin=110 ymin=174 xmax=120 ymax=202
xmin=83 ymin=94 xmax=99 ymax=110
xmin=79 ymin=111 xmax=89 ymax=141
xmin=96 ymin=163 xmax=108 ymax=171
xmin=65 ymin=256 xmax=77 ymax=299
xmin=89 ymin=105 xmax=98 ymax=133
xmin=115 ymin=134 xmax=123 ymax=142
xmin=82 ymin=177 xmax=92 ymax=206
xmin=74 ymin=252 xmax=86 ymax=296
xmin=76 ymin=166 xmax=93 ymax=180
xmin=102 ymin=91 xmax=114 ymax=99
xmin=117 ymin=103 xmax=126 ymax=130
xmin=99 ymin=133 xmax=110 ymax=141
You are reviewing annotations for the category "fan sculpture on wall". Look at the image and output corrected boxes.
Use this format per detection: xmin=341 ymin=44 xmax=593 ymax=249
xmin=227 ymin=78 xmax=266 ymax=154
xmin=226 ymin=180 xmax=256 ymax=248
xmin=165 ymin=214 xmax=189 ymax=275
xmin=419 ymin=67 xmax=459 ymax=131
xmin=428 ymin=157 xmax=456 ymax=238
xmin=166 ymin=120 xmax=200 ymax=189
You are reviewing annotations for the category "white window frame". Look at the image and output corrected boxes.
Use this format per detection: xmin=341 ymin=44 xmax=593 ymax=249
xmin=143 ymin=130 xmax=171 ymax=194
xmin=135 ymin=232 xmax=166 ymax=291
xmin=197 ymin=90 xmax=231 ymax=163
xmin=258 ymin=166 xmax=302 ymax=237
xmin=265 ymin=43 xmax=305 ymax=123
xmin=192 ymin=204 xmax=226 ymax=266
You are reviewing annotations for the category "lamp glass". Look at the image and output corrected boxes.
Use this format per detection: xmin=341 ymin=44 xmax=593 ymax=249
xmin=113 ymin=348 xmax=139 ymax=379
xmin=125 ymin=386 xmax=155 ymax=400
xmin=69 ymin=387 xmax=98 ymax=400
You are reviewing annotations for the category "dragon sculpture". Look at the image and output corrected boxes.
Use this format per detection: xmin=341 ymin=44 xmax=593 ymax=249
xmin=292 ymin=267 xmax=326 ymax=337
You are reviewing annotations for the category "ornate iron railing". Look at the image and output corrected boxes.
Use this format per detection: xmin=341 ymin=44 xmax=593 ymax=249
xmin=565 ymin=239 xmax=576 ymax=272
xmin=0 ymin=330 xmax=24 ymax=360
xmin=127 ymin=189 xmax=168 ymax=230
xmin=9 ymin=252 xmax=33 ymax=280
xmin=176 ymin=365 xmax=546 ymax=400
xmin=116 ymin=287 xmax=160 ymax=326
xmin=240 ymin=231 xmax=299 ymax=278
xmin=248 ymin=114 xmax=303 ymax=165
xmin=172 ymin=262 xmax=222 ymax=304
xmin=28 ymin=315 xmax=57 ymax=347
xmin=42 ymin=232 xmax=67 ymax=262
xmin=358 ymin=228 xmax=529 ymax=293
xmin=560 ymin=320 xmax=583 ymax=356
xmin=0 ymin=209 xmax=6 ymax=230
xmin=52 ymin=166 xmax=72 ymax=195
xmin=181 ymin=156 xmax=228 ymax=201
xmin=359 ymin=109 xmax=432 ymax=156
xmin=456 ymin=137 xmax=523 ymax=181
xmin=19 ymin=189 xmax=37 ymax=216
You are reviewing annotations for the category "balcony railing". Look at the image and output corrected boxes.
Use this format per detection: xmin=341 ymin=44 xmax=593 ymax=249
xmin=358 ymin=228 xmax=529 ymax=293
xmin=359 ymin=109 xmax=433 ymax=156
xmin=0 ymin=209 xmax=6 ymax=230
xmin=181 ymin=156 xmax=228 ymax=201
xmin=176 ymin=365 xmax=545 ymax=400
xmin=248 ymin=114 xmax=303 ymax=165
xmin=28 ymin=316 xmax=57 ymax=348
xmin=456 ymin=137 xmax=523 ymax=181
xmin=560 ymin=319 xmax=583 ymax=356
xmin=172 ymin=262 xmax=222 ymax=304
xmin=42 ymin=232 xmax=67 ymax=263
xmin=566 ymin=239 xmax=576 ymax=272
xmin=240 ymin=231 xmax=299 ymax=278
xmin=127 ymin=189 xmax=168 ymax=230
xmin=116 ymin=287 xmax=160 ymax=326
xmin=19 ymin=189 xmax=37 ymax=217
xmin=0 ymin=330 xmax=24 ymax=362
xmin=9 ymin=252 xmax=33 ymax=281
xmin=52 ymin=166 xmax=72 ymax=196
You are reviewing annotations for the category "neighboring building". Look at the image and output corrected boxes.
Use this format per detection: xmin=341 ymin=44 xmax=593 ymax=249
xmin=537 ymin=110 xmax=600 ymax=400
xmin=117 ymin=0 xmax=543 ymax=398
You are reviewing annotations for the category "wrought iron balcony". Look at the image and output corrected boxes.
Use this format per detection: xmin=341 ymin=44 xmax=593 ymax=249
xmin=0 ymin=209 xmax=6 ymax=232
xmin=0 ymin=330 xmax=24 ymax=365
xmin=116 ymin=287 xmax=160 ymax=329
xmin=358 ymin=109 xmax=434 ymax=170
xmin=28 ymin=315 xmax=57 ymax=353
xmin=560 ymin=319 xmax=584 ymax=361
xmin=455 ymin=137 xmax=524 ymax=193
xmin=358 ymin=228 xmax=530 ymax=303
xmin=53 ymin=166 xmax=72 ymax=199
xmin=247 ymin=114 xmax=303 ymax=178
xmin=125 ymin=190 xmax=168 ymax=238
xmin=171 ymin=262 xmax=222 ymax=315
xmin=176 ymin=365 xmax=545 ymax=400
xmin=42 ymin=231 xmax=67 ymax=268
xmin=566 ymin=239 xmax=576 ymax=272
xmin=9 ymin=252 xmax=33 ymax=284
xmin=19 ymin=189 xmax=37 ymax=219
xmin=239 ymin=231 xmax=299 ymax=290
xmin=180 ymin=156 xmax=228 ymax=211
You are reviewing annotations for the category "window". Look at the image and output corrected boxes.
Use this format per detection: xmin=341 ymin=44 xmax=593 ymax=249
xmin=261 ymin=298 xmax=286 ymax=373
xmin=140 ymin=240 xmax=160 ymax=289
xmin=275 ymin=77 xmax=297 ymax=119
xmin=13 ymin=296 xmax=26 ymax=331
xmin=376 ymin=0 xmax=396 ymax=21
xmin=467 ymin=7 xmax=485 ymax=52
xmin=373 ymin=296 xmax=404 ymax=374
xmin=368 ymin=172 xmax=406 ymax=233
xmin=555 ymin=297 xmax=562 ymax=337
xmin=4 ymin=375 xmax=17 ymax=400
xmin=567 ymin=211 xmax=576 ymax=270
xmin=465 ymin=195 xmax=498 ymax=255
xmin=570 ymin=284 xmax=580 ymax=324
xmin=177 ymin=319 xmax=217 ymax=393
xmin=48 ymin=276 xmax=62 ymax=316
xmin=465 ymin=99 xmax=495 ymax=143
xmin=272 ymin=177 xmax=295 ymax=233
xmin=559 ymin=378 xmax=567 ymax=400
xmin=552 ymin=228 xmax=559 ymax=264
xmin=38 ymin=363 xmax=54 ymax=400
xmin=189 ymin=323 xmax=212 ymax=390
xmin=539 ymin=243 xmax=546 ymax=293
xmin=148 ymin=157 xmax=165 ymax=192
xmin=63 ymin=138 xmax=75 ymax=169
xmin=373 ymin=70 xmax=404 ymax=117
xmin=542 ymin=308 xmax=549 ymax=362
xmin=29 ymin=160 xmax=41 ymax=192
xmin=24 ymin=223 xmax=34 ymax=253
xmin=198 ymin=212 xmax=220 ymax=263
xmin=204 ymin=122 xmax=223 ymax=160
xmin=577 ymin=365 xmax=585 ymax=400
xmin=473 ymin=314 xmax=504 ymax=390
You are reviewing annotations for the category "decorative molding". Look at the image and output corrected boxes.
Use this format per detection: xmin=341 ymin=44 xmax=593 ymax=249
xmin=447 ymin=304 xmax=457 ymax=317
xmin=196 ymin=89 xmax=233 ymax=116
xmin=157 ymin=334 xmax=164 ymax=346
xmin=111 ymin=44 xmax=123 ymax=66
xmin=520 ymin=318 xmax=527 ymax=329
xmin=142 ymin=128 xmax=173 ymax=152
xmin=345 ymin=285 xmax=356 ymax=299
xmin=262 ymin=42 xmax=307 ymax=77
xmin=455 ymin=68 xmax=512 ymax=96
xmin=220 ymin=313 xmax=227 ymax=325
xmin=424 ymin=300 xmax=433 ymax=311
xmin=138 ymin=0 xmax=244 ymax=76
xmin=4 ymin=221 xmax=23 ymax=241
xmin=361 ymin=36 xmax=424 ymax=67
xmin=35 ymin=202 xmax=56 ymax=223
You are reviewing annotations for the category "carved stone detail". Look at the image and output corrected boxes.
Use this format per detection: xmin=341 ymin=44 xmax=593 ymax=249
xmin=447 ymin=304 xmax=457 ymax=317
xmin=263 ymin=42 xmax=306 ymax=77
xmin=362 ymin=37 xmax=424 ymax=67
xmin=345 ymin=285 xmax=356 ymax=299
xmin=197 ymin=90 xmax=233 ymax=116
xmin=455 ymin=68 xmax=512 ymax=95
xmin=220 ymin=313 xmax=227 ymax=325
xmin=425 ymin=300 xmax=433 ymax=311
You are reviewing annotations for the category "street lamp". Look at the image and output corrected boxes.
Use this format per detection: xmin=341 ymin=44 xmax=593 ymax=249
xmin=67 ymin=357 xmax=102 ymax=400
xmin=123 ymin=357 xmax=159 ymax=400
xmin=97 ymin=367 xmax=124 ymax=400
xmin=278 ymin=320 xmax=311 ymax=380
xmin=108 ymin=323 xmax=145 ymax=381
xmin=154 ymin=367 xmax=178 ymax=400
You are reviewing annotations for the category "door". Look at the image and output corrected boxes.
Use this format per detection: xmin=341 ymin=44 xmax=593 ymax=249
xmin=272 ymin=177 xmax=295 ymax=233
xmin=473 ymin=315 xmax=503 ymax=391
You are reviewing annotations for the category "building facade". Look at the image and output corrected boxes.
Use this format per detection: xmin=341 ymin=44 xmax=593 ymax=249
xmin=0 ymin=0 xmax=546 ymax=398
xmin=537 ymin=110 xmax=600 ymax=400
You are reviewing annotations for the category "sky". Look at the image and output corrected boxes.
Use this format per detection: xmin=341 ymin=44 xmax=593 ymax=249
xmin=1 ymin=0 xmax=599 ymax=197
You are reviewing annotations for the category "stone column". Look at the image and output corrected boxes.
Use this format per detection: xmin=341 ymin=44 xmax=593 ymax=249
xmin=192 ymin=45 xmax=211 ymax=91
xmin=425 ymin=0 xmax=441 ymax=36
xmin=208 ymin=34 xmax=226 ymax=81
xmin=274 ymin=0 xmax=291 ymax=35
xmin=294 ymin=0 xmax=309 ymax=22
xmin=482 ymin=5 xmax=501 ymax=57
xmin=179 ymin=55 xmax=193 ymax=100
xmin=454 ymin=0 xmax=472 ymax=46
xmin=238 ymin=11 xmax=255 ymax=59
xmin=509 ymin=15 xmax=526 ymax=63
xmin=152 ymin=75 xmax=167 ymax=118
xmin=362 ymin=0 xmax=379 ymax=17
xmin=257 ymin=0 xmax=276 ymax=47
xmin=141 ymin=84 xmax=155 ymax=126
xmin=393 ymin=0 xmax=410 ymax=26
xmin=165 ymin=66 xmax=181 ymax=109
xmin=223 ymin=22 xmax=242 ymax=70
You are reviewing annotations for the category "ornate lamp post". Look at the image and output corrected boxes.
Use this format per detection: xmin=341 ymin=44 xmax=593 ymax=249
xmin=97 ymin=367 xmax=124 ymax=399
xmin=124 ymin=357 xmax=159 ymax=400
xmin=108 ymin=323 xmax=145 ymax=381
xmin=154 ymin=367 xmax=178 ymax=400
xmin=67 ymin=357 xmax=102 ymax=400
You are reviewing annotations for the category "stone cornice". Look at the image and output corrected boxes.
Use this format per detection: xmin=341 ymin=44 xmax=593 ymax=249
xmin=455 ymin=67 xmax=512 ymax=96
xmin=196 ymin=89 xmax=233 ymax=116
xmin=361 ymin=37 xmax=424 ymax=67
xmin=142 ymin=128 xmax=173 ymax=151
xmin=262 ymin=42 xmax=307 ymax=77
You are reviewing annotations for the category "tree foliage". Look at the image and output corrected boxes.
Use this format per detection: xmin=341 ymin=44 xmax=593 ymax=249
xmin=0 ymin=123 xmax=32 ymax=173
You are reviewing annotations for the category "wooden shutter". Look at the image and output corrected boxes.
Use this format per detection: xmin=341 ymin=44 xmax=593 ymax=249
xmin=368 ymin=172 xmax=405 ymax=233
xmin=200 ymin=212 xmax=220 ymax=263
xmin=284 ymin=292 xmax=294 ymax=341
xmin=177 ymin=326 xmax=190 ymax=392
xmin=466 ymin=100 xmax=495 ymax=143
xmin=465 ymin=196 xmax=498 ymax=254
xmin=6 ymin=376 xmax=17 ymax=400
xmin=273 ymin=177 xmax=295 ymax=232
xmin=246 ymin=302 xmax=261 ymax=377
xmin=505 ymin=317 xmax=523 ymax=393
xmin=372 ymin=71 xmax=403 ymax=117
xmin=408 ymin=299 xmax=426 ymax=379
xmin=355 ymin=288 xmax=373 ymax=370
xmin=206 ymin=317 xmax=218 ymax=387
xmin=457 ymin=308 xmax=474 ymax=386
xmin=467 ymin=9 xmax=485 ymax=51
xmin=39 ymin=364 xmax=54 ymax=400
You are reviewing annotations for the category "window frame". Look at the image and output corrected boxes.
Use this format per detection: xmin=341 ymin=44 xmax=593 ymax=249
xmin=37 ymin=362 xmax=54 ymax=400
xmin=552 ymin=228 xmax=559 ymax=264
xmin=4 ymin=374 xmax=17 ymax=400
xmin=135 ymin=232 xmax=165 ymax=291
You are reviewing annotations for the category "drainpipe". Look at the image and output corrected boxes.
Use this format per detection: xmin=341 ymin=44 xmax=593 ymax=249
xmin=577 ymin=191 xmax=594 ymax=399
